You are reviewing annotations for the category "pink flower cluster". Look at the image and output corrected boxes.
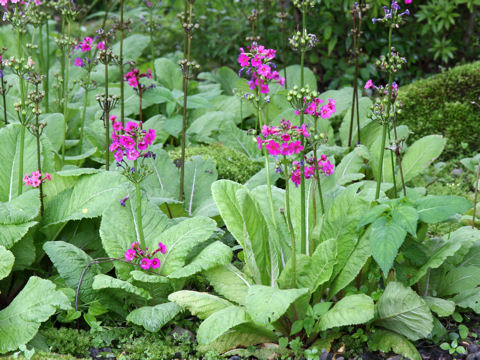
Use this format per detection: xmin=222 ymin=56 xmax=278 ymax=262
xmin=23 ymin=171 xmax=51 ymax=187
xmin=296 ymin=98 xmax=337 ymax=119
xmin=74 ymin=37 xmax=104 ymax=68
xmin=124 ymin=68 xmax=152 ymax=89
xmin=109 ymin=116 xmax=156 ymax=163
xmin=290 ymin=155 xmax=335 ymax=187
xmin=124 ymin=241 xmax=167 ymax=270
xmin=238 ymin=44 xmax=285 ymax=94
xmin=257 ymin=120 xmax=309 ymax=157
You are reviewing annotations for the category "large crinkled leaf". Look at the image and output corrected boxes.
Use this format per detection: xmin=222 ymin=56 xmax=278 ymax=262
xmin=368 ymin=329 xmax=421 ymax=360
xmin=168 ymin=291 xmax=233 ymax=319
xmin=315 ymin=294 xmax=374 ymax=331
xmin=0 ymin=190 xmax=40 ymax=249
xmin=375 ymin=282 xmax=433 ymax=341
xmin=329 ymin=229 xmax=371 ymax=297
xmin=391 ymin=205 xmax=418 ymax=237
xmin=0 ymin=124 xmax=49 ymax=202
xmin=42 ymin=172 xmax=127 ymax=228
xmin=168 ymin=241 xmax=233 ymax=279
xmin=319 ymin=186 xmax=369 ymax=278
xmin=187 ymin=111 xmax=237 ymax=142
xmin=157 ymin=216 xmax=217 ymax=276
xmin=246 ymin=286 xmax=309 ymax=325
xmin=10 ymin=233 xmax=35 ymax=271
xmin=400 ymin=135 xmax=446 ymax=183
xmin=204 ymin=265 xmax=252 ymax=306
xmin=92 ymin=274 xmax=151 ymax=300
xmin=0 ymin=276 xmax=70 ymax=353
xmin=278 ymin=239 xmax=336 ymax=292
xmin=0 ymin=246 xmax=14 ymax=280
xmin=112 ymin=34 xmax=149 ymax=61
xmin=370 ymin=217 xmax=407 ymax=276
xmin=154 ymin=57 xmax=183 ymax=90
xmin=197 ymin=323 xmax=276 ymax=354
xmin=415 ymin=196 xmax=472 ymax=224
xmin=184 ymin=156 xmax=218 ymax=217
xmin=126 ymin=302 xmax=181 ymax=332
xmin=100 ymin=195 xmax=172 ymax=280
xmin=211 ymin=180 xmax=244 ymax=246
xmin=409 ymin=227 xmax=480 ymax=285
xmin=197 ymin=306 xmax=249 ymax=345
xmin=438 ymin=266 xmax=480 ymax=297
xmin=424 ymin=297 xmax=456 ymax=317
xmin=453 ymin=288 xmax=480 ymax=314
xmin=43 ymin=241 xmax=100 ymax=303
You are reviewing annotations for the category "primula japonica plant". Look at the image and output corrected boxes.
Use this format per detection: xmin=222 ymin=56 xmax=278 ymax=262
xmin=124 ymin=64 xmax=154 ymax=123
xmin=124 ymin=241 xmax=167 ymax=271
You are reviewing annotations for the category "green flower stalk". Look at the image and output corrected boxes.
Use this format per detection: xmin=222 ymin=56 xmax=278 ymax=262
xmin=119 ymin=0 xmax=126 ymax=126
xmin=276 ymin=2 xmax=288 ymax=89
xmin=0 ymin=48 xmax=10 ymax=126
xmin=178 ymin=0 xmax=200 ymax=202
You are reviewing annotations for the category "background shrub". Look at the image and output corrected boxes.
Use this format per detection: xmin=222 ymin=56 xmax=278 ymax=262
xmin=397 ymin=61 xmax=480 ymax=159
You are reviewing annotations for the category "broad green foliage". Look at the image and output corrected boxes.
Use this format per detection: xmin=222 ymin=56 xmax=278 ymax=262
xmin=204 ymin=265 xmax=252 ymax=306
xmin=415 ymin=196 xmax=471 ymax=223
xmin=316 ymin=294 xmax=374 ymax=331
xmin=424 ymin=297 xmax=456 ymax=317
xmin=375 ymin=282 xmax=433 ymax=341
xmin=126 ymin=302 xmax=182 ymax=332
xmin=43 ymin=241 xmax=100 ymax=303
xmin=0 ymin=246 xmax=14 ymax=281
xmin=0 ymin=190 xmax=40 ymax=249
xmin=92 ymin=274 xmax=152 ymax=300
xmin=197 ymin=306 xmax=249 ymax=345
xmin=245 ymin=286 xmax=309 ymax=325
xmin=368 ymin=330 xmax=422 ymax=360
xmin=0 ymin=277 xmax=70 ymax=353
xmin=168 ymin=291 xmax=233 ymax=319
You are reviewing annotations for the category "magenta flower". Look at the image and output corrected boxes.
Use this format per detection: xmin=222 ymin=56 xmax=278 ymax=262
xmin=364 ymin=79 xmax=374 ymax=89
xmin=140 ymin=258 xmax=151 ymax=270
xmin=125 ymin=121 xmax=139 ymax=132
xmin=96 ymin=42 xmax=105 ymax=50
xmin=151 ymin=258 xmax=161 ymax=269
xmin=158 ymin=242 xmax=167 ymax=254
xmin=125 ymin=249 xmax=136 ymax=261
xmin=23 ymin=171 xmax=51 ymax=188
xmin=126 ymin=149 xmax=140 ymax=161
xmin=74 ymin=57 xmax=84 ymax=67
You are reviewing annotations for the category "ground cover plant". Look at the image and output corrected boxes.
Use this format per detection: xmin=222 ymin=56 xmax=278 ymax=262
xmin=0 ymin=0 xmax=479 ymax=359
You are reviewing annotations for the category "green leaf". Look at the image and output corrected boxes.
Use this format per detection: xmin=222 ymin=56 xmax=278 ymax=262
xmin=315 ymin=294 xmax=374 ymax=331
xmin=392 ymin=205 xmax=418 ymax=237
xmin=368 ymin=329 xmax=421 ymax=360
xmin=41 ymin=113 xmax=65 ymax=152
xmin=42 ymin=172 xmax=127 ymax=229
xmin=0 ymin=246 xmax=14 ymax=281
xmin=184 ymin=156 xmax=218 ymax=217
xmin=278 ymin=239 xmax=337 ymax=292
xmin=246 ymin=286 xmax=309 ymax=325
xmin=168 ymin=291 xmax=233 ymax=319
xmin=438 ymin=266 xmax=480 ymax=296
xmin=329 ymin=228 xmax=371 ymax=297
xmin=0 ymin=124 xmax=51 ymax=202
xmin=424 ymin=297 xmax=456 ymax=317
xmin=43 ymin=241 xmax=100 ymax=303
xmin=100 ymin=195 xmax=172 ymax=279
xmin=197 ymin=306 xmax=249 ymax=345
xmin=168 ymin=241 xmax=233 ymax=279
xmin=459 ymin=324 xmax=469 ymax=339
xmin=92 ymin=274 xmax=151 ymax=300
xmin=0 ymin=190 xmax=39 ymax=249
xmin=187 ymin=111 xmax=236 ymax=143
xmin=204 ymin=265 xmax=252 ymax=306
xmin=453 ymin=287 xmax=480 ymax=314
xmin=211 ymin=180 xmax=244 ymax=246
xmin=409 ymin=227 xmax=480 ymax=285
xmin=126 ymin=302 xmax=181 ymax=332
xmin=112 ymin=34 xmax=150 ymax=62
xmin=370 ymin=217 xmax=407 ymax=276
xmin=358 ymin=204 xmax=390 ymax=228
xmin=415 ymin=196 xmax=472 ymax=223
xmin=157 ymin=216 xmax=217 ymax=276
xmin=285 ymin=65 xmax=317 ymax=91
xmin=375 ymin=282 xmax=433 ymax=341
xmin=0 ymin=276 xmax=70 ymax=353
xmin=401 ymin=135 xmax=446 ymax=183
xmin=154 ymin=58 xmax=183 ymax=90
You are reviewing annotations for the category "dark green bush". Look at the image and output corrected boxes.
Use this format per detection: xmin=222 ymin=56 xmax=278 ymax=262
xmin=397 ymin=61 xmax=480 ymax=159
xmin=169 ymin=144 xmax=262 ymax=184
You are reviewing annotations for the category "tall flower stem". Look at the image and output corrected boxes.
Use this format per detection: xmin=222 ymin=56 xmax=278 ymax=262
xmin=393 ymin=115 xmax=406 ymax=196
xmin=104 ymin=62 xmax=110 ymax=171
xmin=78 ymin=72 xmax=90 ymax=154
xmin=257 ymin=95 xmax=277 ymax=228
xmin=34 ymin=83 xmax=44 ymax=216
xmin=148 ymin=4 xmax=157 ymax=81
xmin=45 ymin=21 xmax=50 ymax=113
xmin=119 ymin=0 xmax=125 ymax=126
xmin=134 ymin=167 xmax=146 ymax=249
xmin=374 ymin=26 xmax=393 ymax=200
xmin=61 ymin=20 xmax=72 ymax=166
xmin=473 ymin=159 xmax=480 ymax=229
xmin=280 ymin=2 xmax=288 ymax=89
xmin=17 ymin=28 xmax=27 ymax=196
xmin=313 ymin=119 xmax=325 ymax=215
xmin=299 ymin=6 xmax=307 ymax=254
xmin=179 ymin=0 xmax=192 ymax=202
xmin=1 ymin=61 xmax=7 ymax=125
xmin=284 ymin=162 xmax=296 ymax=288
xmin=388 ymin=130 xmax=397 ymax=195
